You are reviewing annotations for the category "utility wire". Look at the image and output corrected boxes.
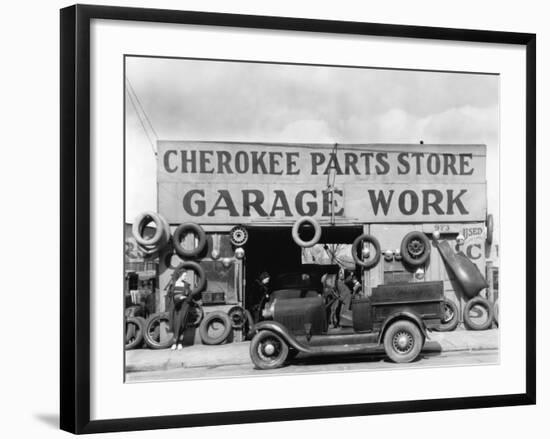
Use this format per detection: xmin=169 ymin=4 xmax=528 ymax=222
xmin=126 ymin=88 xmax=157 ymax=156
xmin=126 ymin=77 xmax=159 ymax=140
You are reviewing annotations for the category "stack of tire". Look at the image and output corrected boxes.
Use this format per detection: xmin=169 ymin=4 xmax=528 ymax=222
xmin=125 ymin=212 xmax=171 ymax=350
xmin=132 ymin=211 xmax=171 ymax=257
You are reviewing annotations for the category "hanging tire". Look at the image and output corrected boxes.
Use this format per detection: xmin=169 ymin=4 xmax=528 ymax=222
xmin=132 ymin=211 xmax=166 ymax=247
xmin=486 ymin=214 xmax=494 ymax=246
xmin=400 ymin=231 xmax=431 ymax=267
xmin=292 ymin=216 xmax=322 ymax=248
xmin=143 ymin=312 xmax=174 ymax=349
xmin=438 ymin=298 xmax=460 ymax=332
xmin=199 ymin=311 xmax=232 ymax=345
xmin=125 ymin=316 xmax=144 ymax=350
xmin=173 ymin=261 xmax=207 ymax=296
xmin=463 ymin=296 xmax=494 ymax=331
xmin=172 ymin=223 xmax=207 ymax=258
xmin=351 ymin=233 xmax=381 ymax=269
xmin=250 ymin=330 xmax=289 ymax=369
xmin=493 ymin=299 xmax=499 ymax=325
xmin=383 ymin=320 xmax=424 ymax=363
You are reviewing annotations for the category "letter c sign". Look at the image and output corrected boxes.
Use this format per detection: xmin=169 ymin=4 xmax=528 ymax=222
xmin=466 ymin=243 xmax=482 ymax=260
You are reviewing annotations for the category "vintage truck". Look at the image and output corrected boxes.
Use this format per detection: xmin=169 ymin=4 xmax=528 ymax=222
xmin=249 ymin=272 xmax=444 ymax=369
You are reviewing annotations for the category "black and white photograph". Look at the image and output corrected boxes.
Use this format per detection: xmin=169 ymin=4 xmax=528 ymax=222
xmin=124 ymin=56 xmax=500 ymax=382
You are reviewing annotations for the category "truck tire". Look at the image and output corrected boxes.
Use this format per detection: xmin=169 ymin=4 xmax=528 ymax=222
xmin=464 ymin=296 xmax=494 ymax=331
xmin=125 ymin=316 xmax=144 ymax=350
xmin=250 ymin=330 xmax=289 ymax=369
xmin=292 ymin=216 xmax=322 ymax=248
xmin=493 ymin=299 xmax=499 ymax=326
xmin=383 ymin=320 xmax=424 ymax=363
xmin=400 ymin=231 xmax=431 ymax=267
xmin=351 ymin=233 xmax=381 ymax=269
xmin=199 ymin=311 xmax=232 ymax=345
xmin=143 ymin=313 xmax=174 ymax=349
xmin=172 ymin=223 xmax=207 ymax=258
xmin=438 ymin=298 xmax=460 ymax=332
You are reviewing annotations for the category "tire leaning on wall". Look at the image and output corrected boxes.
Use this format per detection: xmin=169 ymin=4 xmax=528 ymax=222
xmin=493 ymin=299 xmax=499 ymax=326
xmin=125 ymin=316 xmax=144 ymax=350
xmin=438 ymin=298 xmax=460 ymax=332
xmin=463 ymin=296 xmax=494 ymax=331
xmin=143 ymin=312 xmax=174 ymax=349
xmin=199 ymin=311 xmax=233 ymax=345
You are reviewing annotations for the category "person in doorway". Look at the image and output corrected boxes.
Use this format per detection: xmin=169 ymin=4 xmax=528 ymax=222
xmin=167 ymin=271 xmax=193 ymax=350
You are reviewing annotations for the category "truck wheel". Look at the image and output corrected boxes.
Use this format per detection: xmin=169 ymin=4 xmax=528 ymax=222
xmin=493 ymin=299 xmax=499 ymax=326
xmin=199 ymin=311 xmax=232 ymax=345
xmin=383 ymin=320 xmax=423 ymax=363
xmin=463 ymin=297 xmax=494 ymax=330
xmin=438 ymin=298 xmax=459 ymax=332
xmin=400 ymin=231 xmax=431 ymax=267
xmin=143 ymin=313 xmax=174 ymax=349
xmin=250 ymin=331 xmax=289 ymax=369
xmin=172 ymin=223 xmax=207 ymax=258
xmin=125 ymin=316 xmax=144 ymax=350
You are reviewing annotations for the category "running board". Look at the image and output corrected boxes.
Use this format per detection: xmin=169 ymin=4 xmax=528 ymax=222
xmin=293 ymin=341 xmax=382 ymax=355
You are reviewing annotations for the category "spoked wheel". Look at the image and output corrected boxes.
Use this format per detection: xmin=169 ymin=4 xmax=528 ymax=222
xmin=250 ymin=331 xmax=289 ymax=369
xmin=408 ymin=239 xmax=425 ymax=257
xmin=383 ymin=320 xmax=423 ymax=363
xmin=400 ymin=231 xmax=431 ymax=267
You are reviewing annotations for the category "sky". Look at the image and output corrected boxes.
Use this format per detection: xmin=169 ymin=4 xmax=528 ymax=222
xmin=125 ymin=56 xmax=499 ymax=242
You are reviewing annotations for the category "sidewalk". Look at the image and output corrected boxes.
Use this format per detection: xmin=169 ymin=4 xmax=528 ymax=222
xmin=126 ymin=329 xmax=499 ymax=373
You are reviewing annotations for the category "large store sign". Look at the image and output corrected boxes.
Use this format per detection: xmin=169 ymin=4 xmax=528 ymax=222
xmin=157 ymin=142 xmax=486 ymax=224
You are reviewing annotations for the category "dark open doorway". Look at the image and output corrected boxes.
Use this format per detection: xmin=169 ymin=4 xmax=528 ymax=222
xmin=243 ymin=225 xmax=363 ymax=316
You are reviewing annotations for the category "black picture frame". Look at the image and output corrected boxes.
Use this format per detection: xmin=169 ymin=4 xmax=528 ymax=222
xmin=60 ymin=4 xmax=536 ymax=434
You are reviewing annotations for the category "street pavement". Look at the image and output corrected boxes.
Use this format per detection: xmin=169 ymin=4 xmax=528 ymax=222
xmin=125 ymin=329 xmax=499 ymax=382
xmin=126 ymin=349 xmax=498 ymax=382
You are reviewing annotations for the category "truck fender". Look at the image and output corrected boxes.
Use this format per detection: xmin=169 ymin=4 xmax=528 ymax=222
xmin=251 ymin=321 xmax=311 ymax=353
xmin=377 ymin=311 xmax=427 ymax=344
